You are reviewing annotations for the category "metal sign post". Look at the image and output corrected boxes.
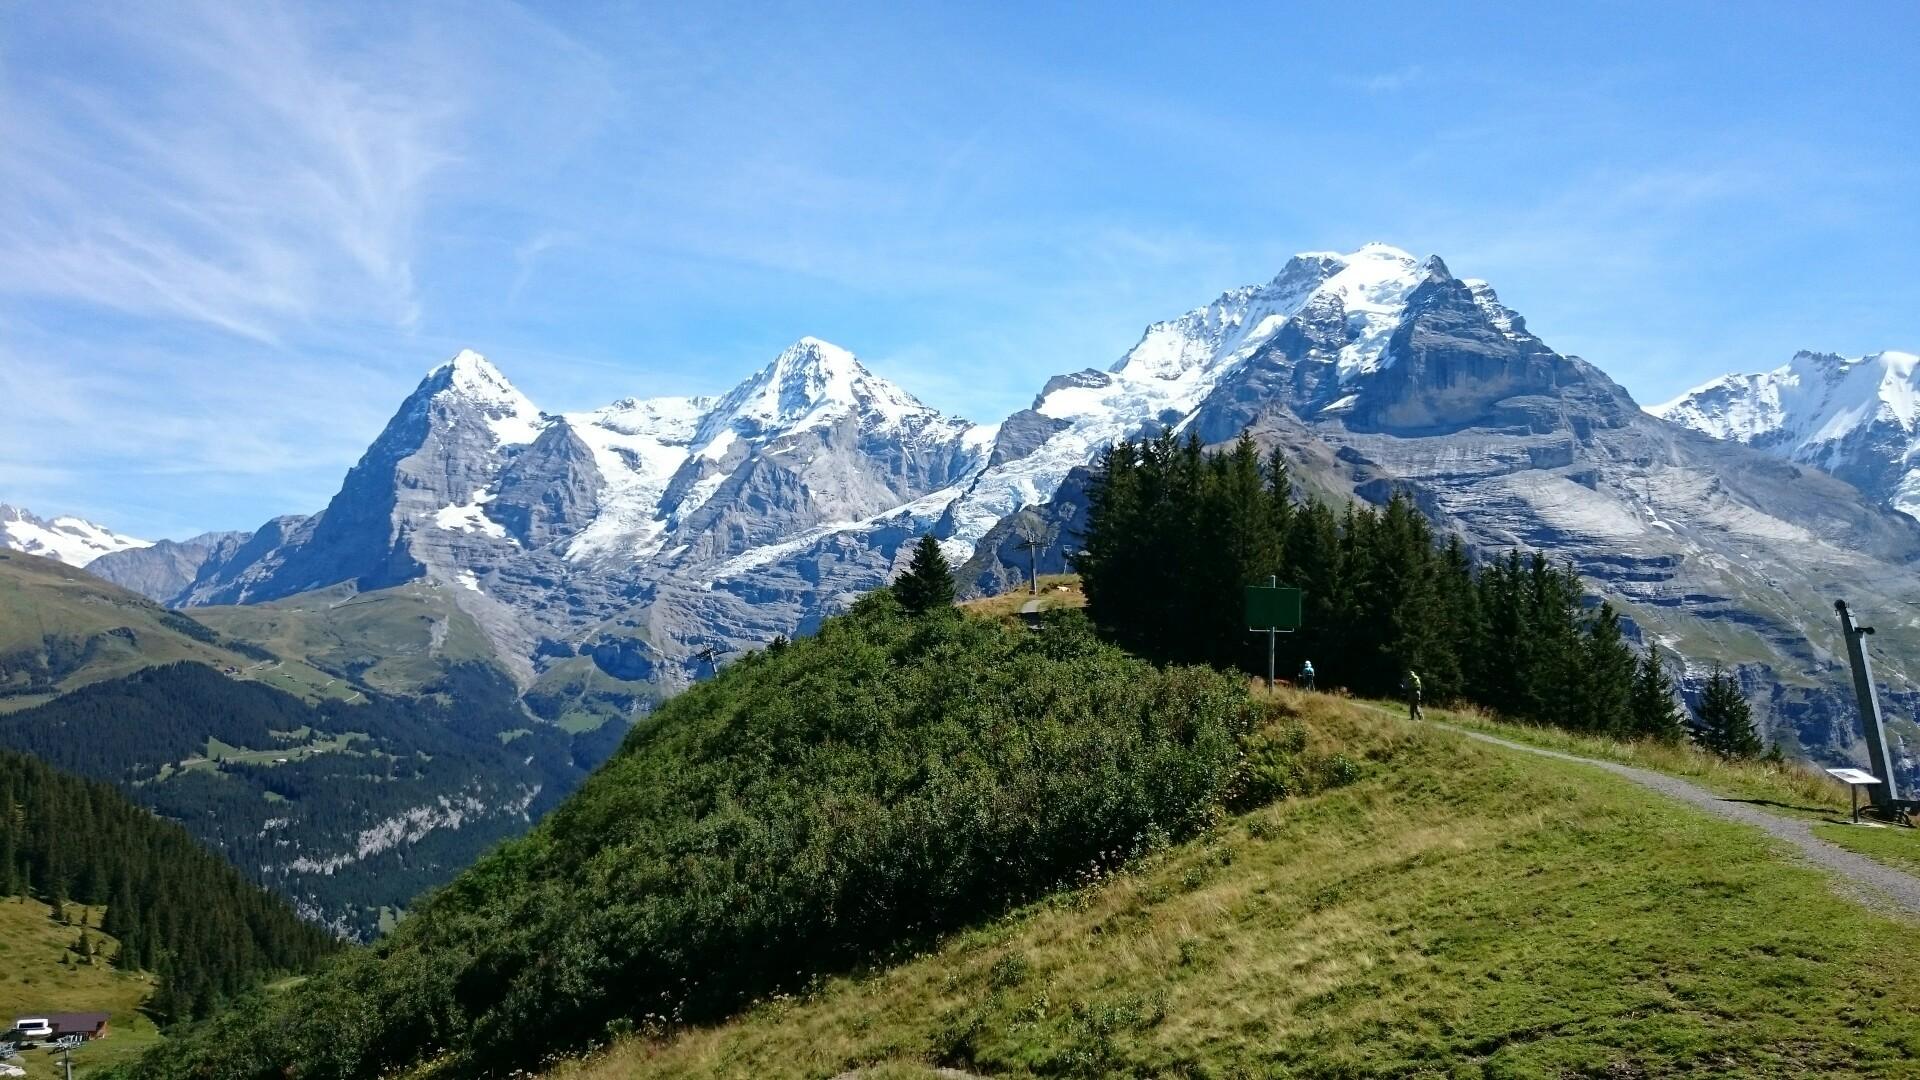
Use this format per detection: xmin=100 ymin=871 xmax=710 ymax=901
xmin=1836 ymin=600 xmax=1900 ymax=806
xmin=1018 ymin=538 xmax=1043 ymax=596
xmin=1245 ymin=576 xmax=1304 ymax=691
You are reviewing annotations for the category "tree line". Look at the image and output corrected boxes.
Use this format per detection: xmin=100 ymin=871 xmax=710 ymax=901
xmin=0 ymin=749 xmax=337 ymax=1024
xmin=1077 ymin=431 xmax=1762 ymax=752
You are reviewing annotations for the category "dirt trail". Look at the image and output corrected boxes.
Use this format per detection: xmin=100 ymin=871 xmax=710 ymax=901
xmin=1362 ymin=703 xmax=1920 ymax=919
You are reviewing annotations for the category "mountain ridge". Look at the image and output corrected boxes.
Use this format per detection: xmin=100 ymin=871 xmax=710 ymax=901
xmin=0 ymin=502 xmax=151 ymax=567
xmin=90 ymin=335 xmax=996 ymax=708
xmin=1653 ymin=348 xmax=1920 ymax=519
xmin=59 ymin=245 xmax=1920 ymax=786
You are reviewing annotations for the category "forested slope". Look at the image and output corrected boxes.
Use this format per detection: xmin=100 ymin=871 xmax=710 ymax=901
xmin=0 ymin=750 xmax=336 ymax=1023
xmin=108 ymin=595 xmax=1256 ymax=1079
xmin=0 ymin=662 xmax=619 ymax=938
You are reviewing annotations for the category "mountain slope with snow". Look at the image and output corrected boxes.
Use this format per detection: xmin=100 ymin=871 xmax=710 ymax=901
xmin=0 ymin=504 xmax=150 ymax=567
xmin=71 ymin=244 xmax=1920 ymax=791
xmin=144 ymin=338 xmax=988 ymax=707
xmin=1652 ymin=350 xmax=1920 ymax=518
xmin=935 ymin=243 xmax=1431 ymax=557
xmin=956 ymin=255 xmax=1920 ymax=790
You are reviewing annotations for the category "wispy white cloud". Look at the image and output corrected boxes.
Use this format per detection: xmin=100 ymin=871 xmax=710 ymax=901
xmin=0 ymin=2 xmax=617 ymax=534
xmin=0 ymin=3 xmax=462 ymax=339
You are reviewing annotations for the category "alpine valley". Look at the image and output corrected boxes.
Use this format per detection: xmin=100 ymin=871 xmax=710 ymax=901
xmin=14 ymin=243 xmax=1920 ymax=934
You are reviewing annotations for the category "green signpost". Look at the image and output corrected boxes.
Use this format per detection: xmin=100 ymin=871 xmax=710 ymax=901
xmin=1245 ymin=576 xmax=1304 ymax=691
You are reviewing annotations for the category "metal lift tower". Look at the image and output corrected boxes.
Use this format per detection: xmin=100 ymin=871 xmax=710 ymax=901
xmin=1836 ymin=599 xmax=1900 ymax=808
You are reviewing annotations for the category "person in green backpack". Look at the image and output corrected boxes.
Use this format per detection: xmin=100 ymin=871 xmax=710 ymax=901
xmin=1403 ymin=668 xmax=1423 ymax=721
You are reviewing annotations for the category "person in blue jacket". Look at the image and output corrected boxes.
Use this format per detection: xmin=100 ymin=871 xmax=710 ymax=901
xmin=1298 ymin=659 xmax=1315 ymax=691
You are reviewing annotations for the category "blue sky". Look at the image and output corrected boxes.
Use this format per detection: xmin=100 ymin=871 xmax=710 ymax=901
xmin=3 ymin=1 xmax=1915 ymax=538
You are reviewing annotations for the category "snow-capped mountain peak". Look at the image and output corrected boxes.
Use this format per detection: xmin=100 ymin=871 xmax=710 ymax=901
xmin=694 ymin=337 xmax=939 ymax=449
xmin=0 ymin=503 xmax=151 ymax=567
xmin=1652 ymin=350 xmax=1920 ymax=443
xmin=1307 ymin=242 xmax=1428 ymax=378
xmin=1109 ymin=243 xmax=1430 ymax=390
xmin=421 ymin=349 xmax=544 ymax=447
xmin=1654 ymin=348 xmax=1920 ymax=519
xmin=737 ymin=336 xmax=871 ymax=424
xmin=935 ymin=244 xmax=1444 ymax=557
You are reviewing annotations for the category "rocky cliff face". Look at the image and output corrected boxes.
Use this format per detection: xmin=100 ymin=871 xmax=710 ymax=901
xmin=144 ymin=339 xmax=990 ymax=704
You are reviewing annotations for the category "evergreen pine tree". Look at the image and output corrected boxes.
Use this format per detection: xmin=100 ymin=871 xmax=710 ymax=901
xmin=1573 ymin=603 xmax=1637 ymax=734
xmin=115 ymin=927 xmax=140 ymax=970
xmin=1695 ymin=663 xmax=1762 ymax=758
xmin=893 ymin=535 xmax=957 ymax=614
xmin=1628 ymin=651 xmax=1685 ymax=742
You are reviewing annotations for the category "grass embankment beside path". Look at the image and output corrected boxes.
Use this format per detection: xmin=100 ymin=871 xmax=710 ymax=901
xmin=1411 ymin=698 xmax=1920 ymax=881
xmin=541 ymin=689 xmax=1920 ymax=1079
xmin=0 ymin=898 xmax=161 ymax=1079
xmin=957 ymin=575 xmax=1086 ymax=622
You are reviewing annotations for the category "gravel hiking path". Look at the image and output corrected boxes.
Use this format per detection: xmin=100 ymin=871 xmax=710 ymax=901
xmin=1357 ymin=703 xmax=1920 ymax=919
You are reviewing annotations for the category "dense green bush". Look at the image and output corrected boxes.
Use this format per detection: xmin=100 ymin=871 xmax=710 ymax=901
xmin=115 ymin=595 xmax=1251 ymax=1080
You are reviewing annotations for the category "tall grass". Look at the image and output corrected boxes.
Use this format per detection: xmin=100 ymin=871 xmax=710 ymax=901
xmin=1427 ymin=701 xmax=1848 ymax=813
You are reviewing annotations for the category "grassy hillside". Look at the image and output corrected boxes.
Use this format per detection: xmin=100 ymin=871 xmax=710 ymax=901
xmin=103 ymin=573 xmax=1920 ymax=1078
xmin=106 ymin=599 xmax=1258 ymax=1080
xmin=543 ymin=691 xmax=1920 ymax=1079
xmin=1436 ymin=704 xmax=1920 ymax=879
xmin=189 ymin=581 xmax=497 ymax=697
xmin=956 ymin=574 xmax=1086 ymax=622
xmin=0 ymin=899 xmax=161 ymax=1079
xmin=526 ymin=655 xmax=658 ymax=735
xmin=0 ymin=550 xmax=344 ymax=712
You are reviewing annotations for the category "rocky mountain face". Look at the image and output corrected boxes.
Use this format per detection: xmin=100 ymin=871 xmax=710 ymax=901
xmin=98 ymin=340 xmax=993 ymax=715
xmin=0 ymin=503 xmax=150 ymax=567
xmin=85 ymin=530 xmax=248 ymax=600
xmin=950 ymin=245 xmax=1920 ymax=787
xmin=1652 ymin=350 xmax=1920 ymax=520
xmin=65 ymin=246 xmax=1920 ymax=789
